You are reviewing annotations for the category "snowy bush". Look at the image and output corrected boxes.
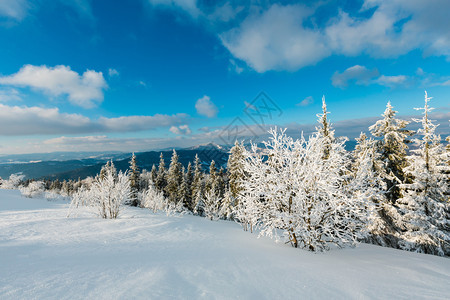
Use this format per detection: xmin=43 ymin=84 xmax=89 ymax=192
xmin=0 ymin=173 xmax=25 ymax=189
xmin=240 ymin=128 xmax=370 ymax=252
xmin=141 ymin=181 xmax=166 ymax=212
xmin=141 ymin=180 xmax=185 ymax=216
xmin=20 ymin=181 xmax=45 ymax=198
xmin=203 ymin=190 xmax=221 ymax=221
xmin=69 ymin=162 xmax=130 ymax=219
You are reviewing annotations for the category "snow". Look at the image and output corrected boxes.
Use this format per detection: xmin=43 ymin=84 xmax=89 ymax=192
xmin=0 ymin=189 xmax=449 ymax=299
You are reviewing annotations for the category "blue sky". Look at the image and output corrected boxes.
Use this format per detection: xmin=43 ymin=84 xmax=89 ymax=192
xmin=0 ymin=0 xmax=449 ymax=154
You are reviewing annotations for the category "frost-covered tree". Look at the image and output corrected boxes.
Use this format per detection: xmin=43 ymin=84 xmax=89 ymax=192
xmin=0 ymin=173 xmax=25 ymax=189
xmin=155 ymin=153 xmax=167 ymax=194
xmin=350 ymin=132 xmax=396 ymax=246
xmin=203 ymin=190 xmax=221 ymax=221
xmin=193 ymin=181 xmax=206 ymax=217
xmin=219 ymin=188 xmax=235 ymax=220
xmin=141 ymin=180 xmax=166 ymax=213
xmin=182 ymin=162 xmax=194 ymax=210
xmin=150 ymin=164 xmax=158 ymax=184
xmin=20 ymin=180 xmax=45 ymax=198
xmin=369 ymin=102 xmax=412 ymax=204
xmin=69 ymin=161 xmax=130 ymax=219
xmin=396 ymin=92 xmax=450 ymax=256
xmin=240 ymin=128 xmax=370 ymax=251
xmin=191 ymin=154 xmax=203 ymax=202
xmin=129 ymin=153 xmax=140 ymax=207
xmin=227 ymin=140 xmax=246 ymax=200
xmin=165 ymin=150 xmax=183 ymax=203
xmin=316 ymin=96 xmax=335 ymax=160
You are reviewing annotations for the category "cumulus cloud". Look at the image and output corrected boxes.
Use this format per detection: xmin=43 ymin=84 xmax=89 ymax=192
xmin=154 ymin=1 xmax=450 ymax=72
xmin=195 ymin=95 xmax=218 ymax=118
xmin=220 ymin=4 xmax=329 ymax=72
xmin=296 ymin=96 xmax=314 ymax=107
xmin=0 ymin=65 xmax=108 ymax=108
xmin=170 ymin=124 xmax=191 ymax=135
xmin=332 ymin=65 xmax=412 ymax=88
xmin=332 ymin=65 xmax=380 ymax=88
xmin=0 ymin=103 xmax=188 ymax=135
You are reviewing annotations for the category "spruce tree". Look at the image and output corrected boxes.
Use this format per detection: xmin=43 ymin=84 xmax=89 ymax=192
xmin=227 ymin=141 xmax=246 ymax=200
xmin=155 ymin=153 xmax=167 ymax=194
xmin=150 ymin=164 xmax=157 ymax=184
xmin=369 ymin=101 xmax=412 ymax=204
xmin=396 ymin=92 xmax=450 ymax=256
xmin=182 ymin=162 xmax=194 ymax=210
xmin=129 ymin=153 xmax=140 ymax=207
xmin=191 ymin=154 xmax=203 ymax=203
xmin=166 ymin=150 xmax=182 ymax=203
xmin=316 ymin=96 xmax=335 ymax=160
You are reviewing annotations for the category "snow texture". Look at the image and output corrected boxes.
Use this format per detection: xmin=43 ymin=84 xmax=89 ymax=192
xmin=1 ymin=189 xmax=449 ymax=299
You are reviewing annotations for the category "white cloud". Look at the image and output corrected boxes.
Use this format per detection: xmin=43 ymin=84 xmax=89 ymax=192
xmin=148 ymin=0 xmax=201 ymax=18
xmin=170 ymin=124 xmax=191 ymax=135
xmin=108 ymin=68 xmax=119 ymax=77
xmin=195 ymin=95 xmax=218 ymax=118
xmin=0 ymin=65 xmax=108 ymax=108
xmin=0 ymin=0 xmax=29 ymax=20
xmin=158 ymin=1 xmax=450 ymax=72
xmin=0 ymin=88 xmax=21 ymax=102
xmin=220 ymin=4 xmax=329 ymax=72
xmin=0 ymin=103 xmax=189 ymax=135
xmin=0 ymin=103 xmax=93 ymax=135
xmin=297 ymin=96 xmax=314 ymax=107
xmin=98 ymin=114 xmax=188 ymax=132
xmin=332 ymin=65 xmax=380 ymax=88
xmin=375 ymin=75 xmax=409 ymax=87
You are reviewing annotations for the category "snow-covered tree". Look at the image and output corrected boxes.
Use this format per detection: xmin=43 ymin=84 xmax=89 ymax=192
xmin=129 ymin=153 xmax=140 ymax=207
xmin=181 ymin=162 xmax=194 ymax=210
xmin=155 ymin=153 xmax=167 ymax=194
xmin=0 ymin=173 xmax=25 ymax=189
xmin=316 ymin=96 xmax=335 ymax=160
xmin=20 ymin=180 xmax=45 ymax=198
xmin=240 ymin=128 xmax=370 ymax=251
xmin=150 ymin=164 xmax=158 ymax=184
xmin=203 ymin=190 xmax=221 ymax=221
xmin=227 ymin=140 xmax=246 ymax=200
xmin=396 ymin=92 xmax=450 ymax=256
xmin=191 ymin=154 xmax=203 ymax=203
xmin=369 ymin=102 xmax=412 ymax=204
xmin=165 ymin=150 xmax=183 ymax=203
xmin=141 ymin=180 xmax=166 ymax=213
xmin=350 ymin=132 xmax=394 ymax=246
xmin=219 ymin=189 xmax=235 ymax=220
xmin=69 ymin=162 xmax=130 ymax=219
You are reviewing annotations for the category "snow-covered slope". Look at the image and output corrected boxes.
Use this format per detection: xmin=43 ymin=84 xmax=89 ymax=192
xmin=0 ymin=189 xmax=449 ymax=299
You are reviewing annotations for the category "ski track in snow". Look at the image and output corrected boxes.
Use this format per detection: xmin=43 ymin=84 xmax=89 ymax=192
xmin=0 ymin=189 xmax=449 ymax=299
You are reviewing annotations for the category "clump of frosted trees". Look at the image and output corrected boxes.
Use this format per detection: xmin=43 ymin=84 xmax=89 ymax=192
xmin=49 ymin=92 xmax=449 ymax=255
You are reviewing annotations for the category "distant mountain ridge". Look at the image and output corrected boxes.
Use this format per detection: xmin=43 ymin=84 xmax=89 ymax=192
xmin=0 ymin=141 xmax=359 ymax=181
xmin=0 ymin=144 xmax=229 ymax=181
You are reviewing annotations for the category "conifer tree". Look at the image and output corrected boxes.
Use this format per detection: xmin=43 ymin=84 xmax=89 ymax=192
xmin=191 ymin=154 xmax=203 ymax=202
xmin=316 ymin=96 xmax=335 ymax=160
xmin=166 ymin=150 xmax=183 ymax=203
xmin=227 ymin=141 xmax=246 ymax=199
xmin=150 ymin=164 xmax=157 ymax=184
xmin=155 ymin=153 xmax=167 ymax=194
xmin=396 ymin=92 xmax=450 ymax=256
xmin=182 ymin=162 xmax=194 ymax=210
xmin=129 ymin=153 xmax=140 ymax=206
xmin=369 ymin=101 xmax=412 ymax=204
